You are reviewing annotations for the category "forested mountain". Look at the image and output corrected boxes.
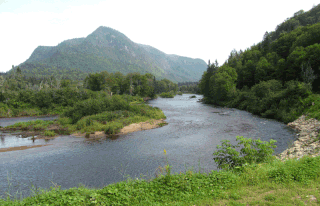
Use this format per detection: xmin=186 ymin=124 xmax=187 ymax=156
xmin=205 ymin=3 xmax=320 ymax=93
xmin=9 ymin=26 xmax=206 ymax=83
xmin=198 ymin=3 xmax=320 ymax=124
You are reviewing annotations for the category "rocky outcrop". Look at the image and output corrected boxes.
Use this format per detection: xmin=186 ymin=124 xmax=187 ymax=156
xmin=276 ymin=114 xmax=320 ymax=161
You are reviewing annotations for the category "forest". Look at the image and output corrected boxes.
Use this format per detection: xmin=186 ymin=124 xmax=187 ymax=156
xmin=0 ymin=69 xmax=180 ymax=139
xmin=198 ymin=4 xmax=320 ymax=124
xmin=0 ymin=69 xmax=178 ymax=118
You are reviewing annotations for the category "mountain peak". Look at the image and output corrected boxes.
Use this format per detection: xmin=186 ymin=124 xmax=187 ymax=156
xmin=15 ymin=26 xmax=207 ymax=82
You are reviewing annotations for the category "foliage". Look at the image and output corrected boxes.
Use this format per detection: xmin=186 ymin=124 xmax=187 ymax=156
xmin=213 ymin=136 xmax=277 ymax=171
xmin=198 ymin=6 xmax=320 ymax=124
xmin=44 ymin=130 xmax=56 ymax=137
xmin=1 ymin=155 xmax=320 ymax=205
xmin=178 ymin=82 xmax=200 ymax=94
xmin=159 ymin=91 xmax=175 ymax=98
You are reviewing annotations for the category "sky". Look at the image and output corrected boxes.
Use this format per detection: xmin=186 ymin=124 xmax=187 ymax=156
xmin=0 ymin=0 xmax=318 ymax=73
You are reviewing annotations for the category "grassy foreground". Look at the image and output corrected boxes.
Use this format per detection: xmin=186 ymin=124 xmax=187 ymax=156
xmin=0 ymin=153 xmax=319 ymax=205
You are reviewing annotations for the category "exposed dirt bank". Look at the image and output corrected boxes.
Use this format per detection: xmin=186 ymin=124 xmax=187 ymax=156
xmin=276 ymin=114 xmax=320 ymax=161
xmin=72 ymin=119 xmax=167 ymax=139
xmin=0 ymin=144 xmax=53 ymax=152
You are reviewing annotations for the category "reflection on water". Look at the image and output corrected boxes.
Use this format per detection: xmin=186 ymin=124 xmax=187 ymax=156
xmin=0 ymin=116 xmax=59 ymax=149
xmin=0 ymin=95 xmax=297 ymax=199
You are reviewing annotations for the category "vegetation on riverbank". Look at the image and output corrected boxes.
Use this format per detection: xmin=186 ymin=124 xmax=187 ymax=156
xmin=1 ymin=137 xmax=319 ymax=205
xmin=0 ymin=70 xmax=178 ymax=118
xmin=0 ymin=94 xmax=166 ymax=137
xmin=198 ymin=5 xmax=320 ymax=125
xmin=159 ymin=91 xmax=175 ymax=98
xmin=2 ymin=4 xmax=320 ymax=206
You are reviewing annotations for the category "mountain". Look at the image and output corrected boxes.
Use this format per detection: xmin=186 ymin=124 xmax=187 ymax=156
xmin=13 ymin=26 xmax=207 ymax=82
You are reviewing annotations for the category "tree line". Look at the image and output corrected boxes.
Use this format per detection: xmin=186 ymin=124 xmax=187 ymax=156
xmin=199 ymin=6 xmax=320 ymax=124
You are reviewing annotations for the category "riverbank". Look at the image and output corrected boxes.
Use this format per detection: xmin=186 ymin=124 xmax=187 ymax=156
xmin=71 ymin=118 xmax=167 ymax=138
xmin=1 ymin=151 xmax=319 ymax=205
xmin=0 ymin=117 xmax=167 ymax=152
xmin=276 ymin=114 xmax=320 ymax=161
xmin=0 ymin=144 xmax=52 ymax=153
xmin=1 ymin=95 xmax=320 ymax=205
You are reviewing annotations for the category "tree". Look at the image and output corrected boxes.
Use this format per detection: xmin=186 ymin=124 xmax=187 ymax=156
xmin=301 ymin=61 xmax=318 ymax=91
xmin=209 ymin=65 xmax=237 ymax=104
xmin=255 ymin=57 xmax=274 ymax=83
xmin=84 ymin=73 xmax=104 ymax=91
xmin=60 ymin=79 xmax=71 ymax=88
xmin=262 ymin=32 xmax=271 ymax=54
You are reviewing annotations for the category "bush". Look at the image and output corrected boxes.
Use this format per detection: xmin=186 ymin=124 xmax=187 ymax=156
xmin=44 ymin=130 xmax=56 ymax=137
xmin=105 ymin=122 xmax=123 ymax=135
xmin=159 ymin=92 xmax=174 ymax=98
xmin=213 ymin=136 xmax=277 ymax=171
xmin=57 ymin=117 xmax=73 ymax=126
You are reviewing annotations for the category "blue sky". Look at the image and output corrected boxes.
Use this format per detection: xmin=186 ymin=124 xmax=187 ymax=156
xmin=0 ymin=0 xmax=318 ymax=72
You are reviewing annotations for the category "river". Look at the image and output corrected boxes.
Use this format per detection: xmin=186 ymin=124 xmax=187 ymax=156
xmin=0 ymin=94 xmax=297 ymax=199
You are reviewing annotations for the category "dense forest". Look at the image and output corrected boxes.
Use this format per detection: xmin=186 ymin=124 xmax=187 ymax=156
xmin=0 ymin=69 xmax=177 ymax=118
xmin=199 ymin=4 xmax=320 ymax=124
xmin=178 ymin=82 xmax=200 ymax=94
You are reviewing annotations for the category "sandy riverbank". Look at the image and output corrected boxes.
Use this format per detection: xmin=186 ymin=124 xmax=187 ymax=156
xmin=72 ymin=119 xmax=167 ymax=138
xmin=0 ymin=144 xmax=53 ymax=152
xmin=0 ymin=119 xmax=167 ymax=152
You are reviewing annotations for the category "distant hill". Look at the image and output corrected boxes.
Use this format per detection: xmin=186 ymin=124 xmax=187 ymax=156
xmin=12 ymin=26 xmax=207 ymax=82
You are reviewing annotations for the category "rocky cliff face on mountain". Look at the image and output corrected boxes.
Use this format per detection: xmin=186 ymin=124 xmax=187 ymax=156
xmin=14 ymin=26 xmax=207 ymax=82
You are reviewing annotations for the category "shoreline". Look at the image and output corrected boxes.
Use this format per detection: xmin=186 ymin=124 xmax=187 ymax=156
xmin=276 ymin=114 xmax=320 ymax=161
xmin=0 ymin=144 xmax=53 ymax=152
xmin=0 ymin=119 xmax=167 ymax=152
xmin=0 ymin=114 xmax=59 ymax=120
xmin=72 ymin=119 xmax=167 ymax=139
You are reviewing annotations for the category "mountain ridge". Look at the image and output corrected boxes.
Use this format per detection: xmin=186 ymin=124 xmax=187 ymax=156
xmin=17 ymin=26 xmax=206 ymax=82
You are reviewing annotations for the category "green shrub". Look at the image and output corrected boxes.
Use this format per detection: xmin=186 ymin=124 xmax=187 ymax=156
xmin=159 ymin=92 xmax=174 ymax=98
xmin=213 ymin=136 xmax=277 ymax=171
xmin=57 ymin=117 xmax=73 ymax=126
xmin=44 ymin=130 xmax=56 ymax=137
xmin=63 ymin=95 xmax=132 ymax=124
xmin=105 ymin=122 xmax=123 ymax=135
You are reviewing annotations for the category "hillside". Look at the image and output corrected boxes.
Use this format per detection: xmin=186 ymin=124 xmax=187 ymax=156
xmin=11 ymin=26 xmax=207 ymax=82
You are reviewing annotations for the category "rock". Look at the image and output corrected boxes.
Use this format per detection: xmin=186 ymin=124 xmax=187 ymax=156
xmin=276 ymin=114 xmax=320 ymax=161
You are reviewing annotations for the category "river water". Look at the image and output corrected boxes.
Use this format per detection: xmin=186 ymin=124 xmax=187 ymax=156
xmin=0 ymin=94 xmax=297 ymax=199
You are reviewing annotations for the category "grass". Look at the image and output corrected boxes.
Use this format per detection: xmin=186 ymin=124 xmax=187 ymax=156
xmin=157 ymin=122 xmax=168 ymax=127
xmin=43 ymin=130 xmax=56 ymax=137
xmin=3 ymin=120 xmax=54 ymax=131
xmin=0 ymin=153 xmax=319 ymax=205
xmin=1 ymin=100 xmax=166 ymax=137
